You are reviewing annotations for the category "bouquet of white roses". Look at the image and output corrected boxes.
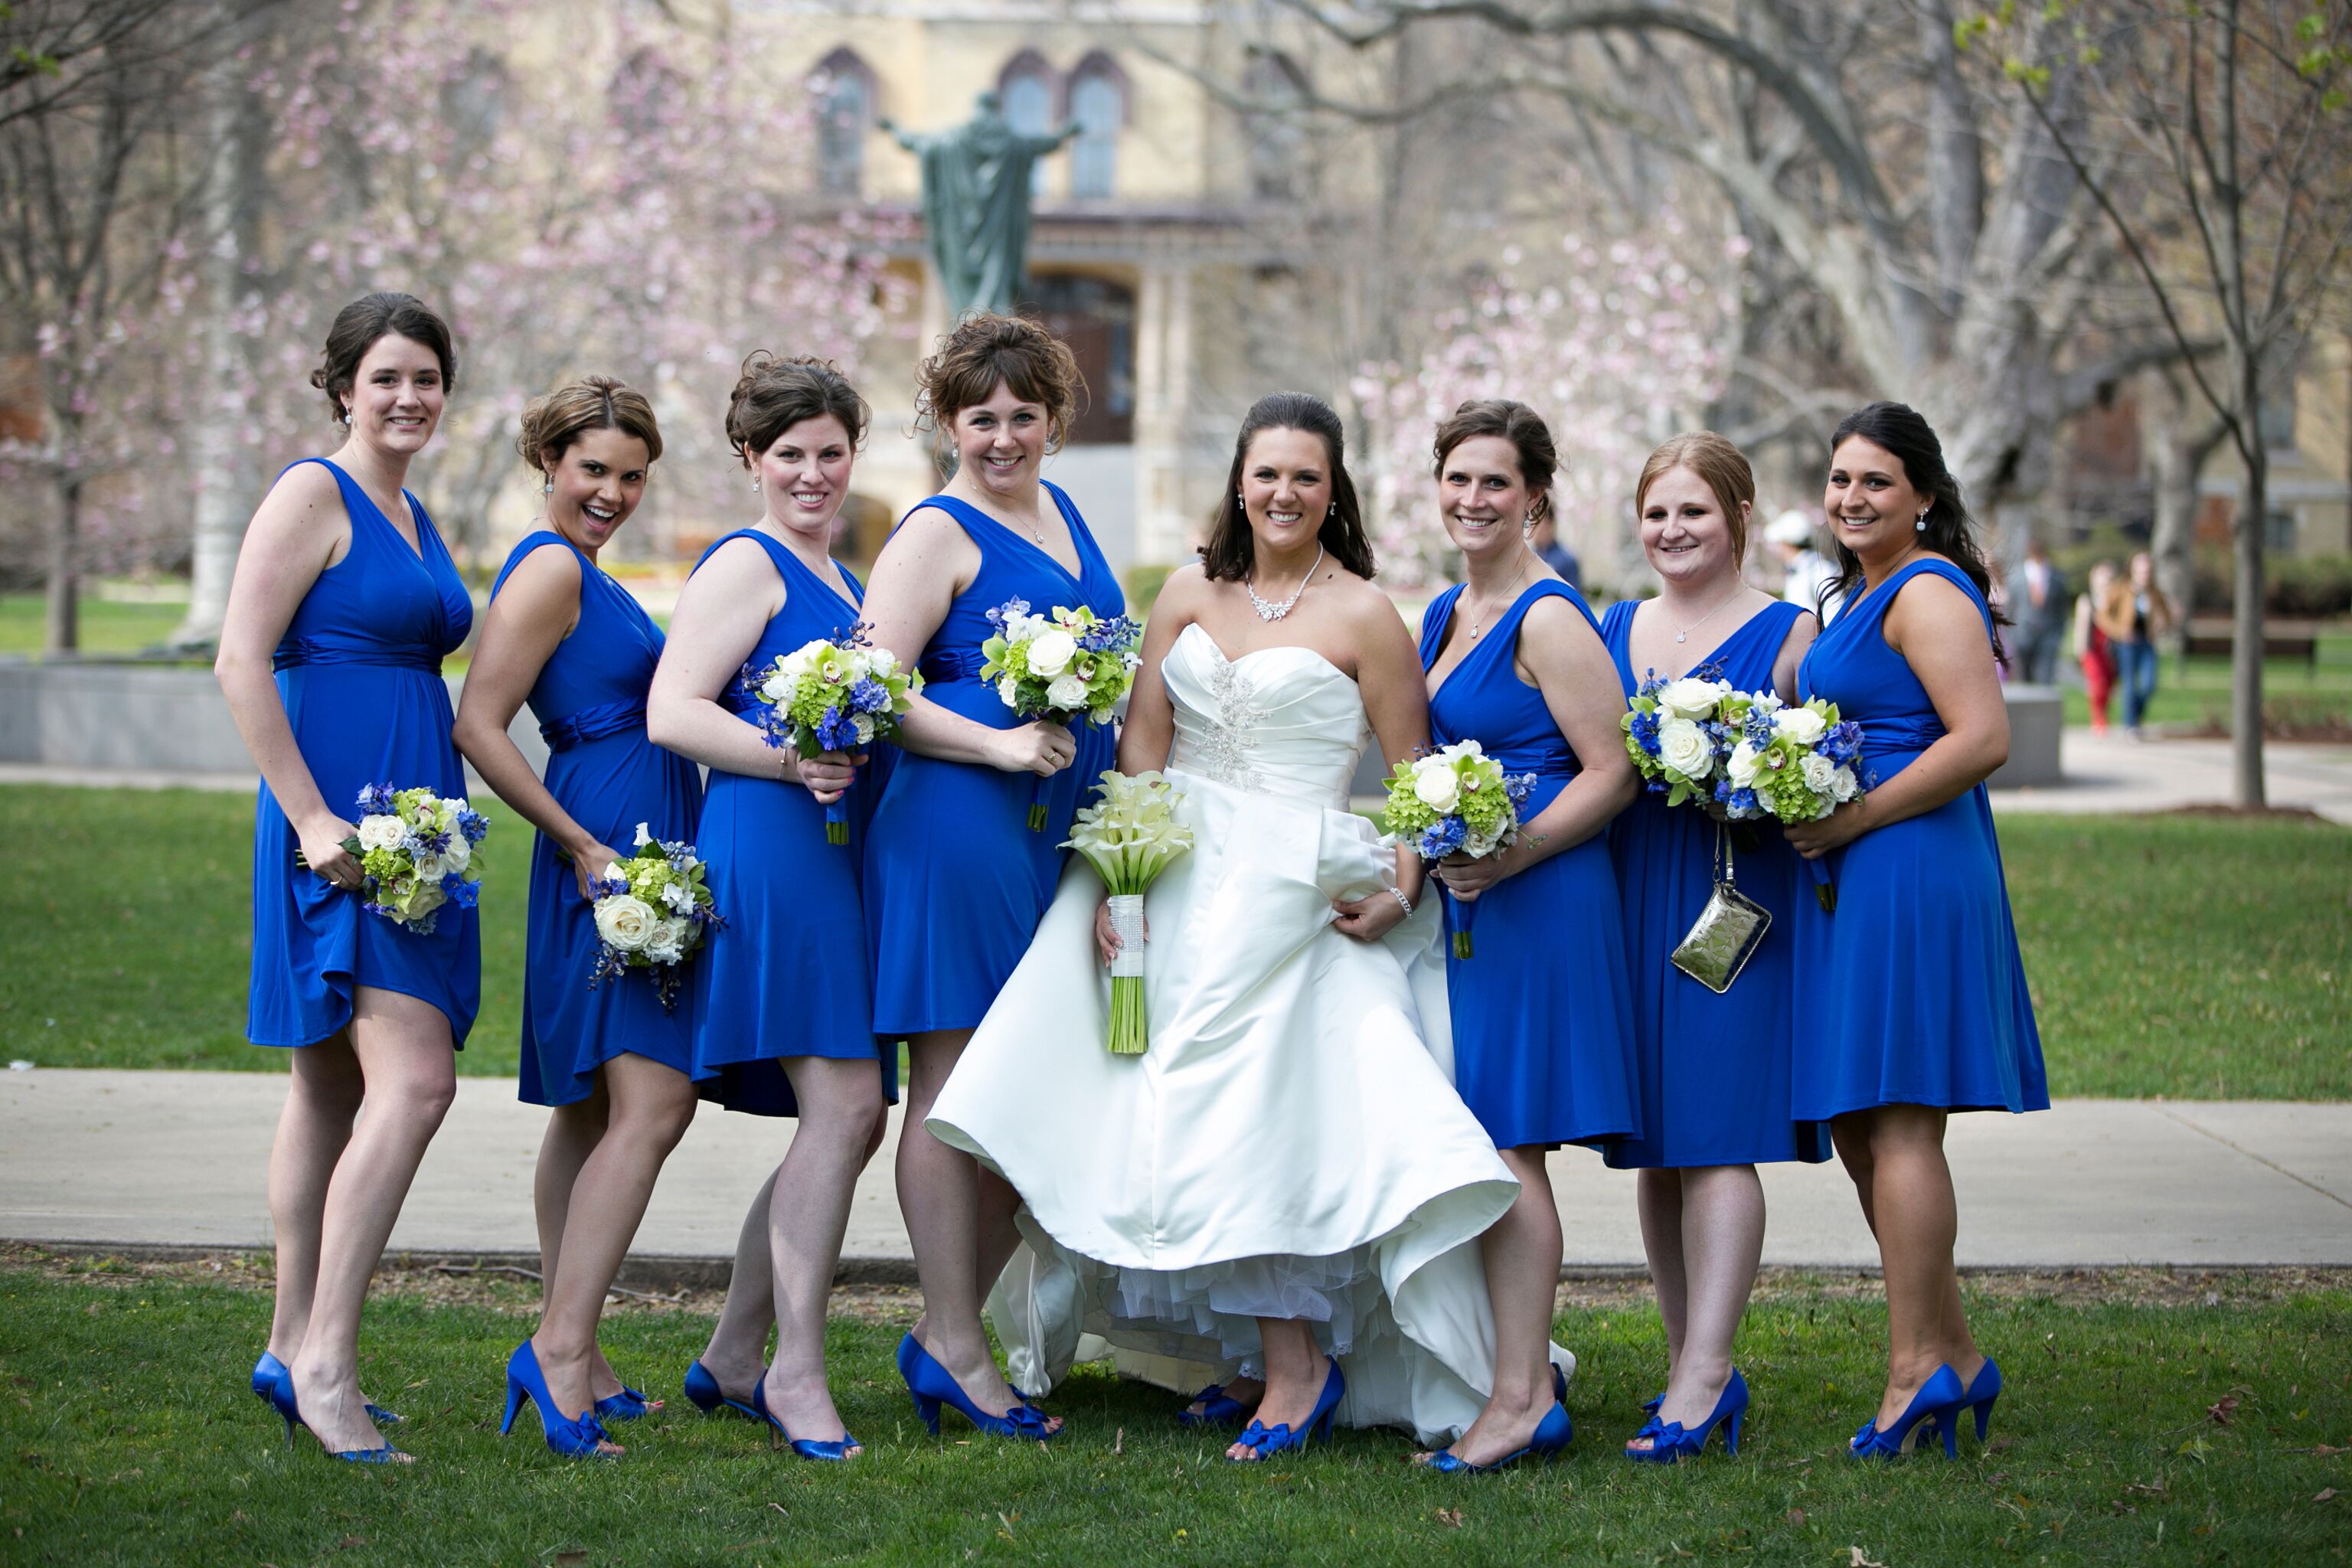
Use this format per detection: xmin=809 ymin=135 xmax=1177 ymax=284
xmin=748 ymin=626 xmax=922 ymax=843
xmin=589 ymin=824 xmax=720 ymax=1013
xmin=300 ymin=782 xmax=488 ymax=935
xmin=1064 ymin=770 xmax=1195 ymax=1054
xmin=1621 ymin=673 xmax=1737 ymax=806
xmin=1377 ymin=741 xmax=1537 ymax=958
xmin=979 ymin=599 xmax=1144 ymax=828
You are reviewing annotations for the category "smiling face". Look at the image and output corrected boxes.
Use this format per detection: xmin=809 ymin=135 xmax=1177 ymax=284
xmin=757 ymin=413 xmax=856 ymax=547
xmin=950 ymin=380 xmax=1050 ymax=498
xmin=1439 ymin=435 xmax=1540 ymax=567
xmin=1639 ymin=465 xmax=1746 ymax=591
xmin=1823 ymin=435 xmax=1929 ymax=564
xmin=342 ymin=333 xmax=445 ymax=457
xmin=544 ymin=427 xmax=650 ymax=557
xmin=1238 ymin=426 xmax=1334 ymax=560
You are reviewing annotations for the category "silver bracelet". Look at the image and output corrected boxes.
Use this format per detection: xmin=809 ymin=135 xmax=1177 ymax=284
xmin=1390 ymin=886 xmax=1414 ymax=918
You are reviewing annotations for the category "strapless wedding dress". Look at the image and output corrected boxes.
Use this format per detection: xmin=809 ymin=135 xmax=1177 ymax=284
xmin=928 ymin=623 xmax=1563 ymax=1444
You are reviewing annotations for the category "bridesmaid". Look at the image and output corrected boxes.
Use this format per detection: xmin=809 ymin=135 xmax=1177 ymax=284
xmin=1599 ymin=433 xmax=1831 ymax=1463
xmin=214 ymin=292 xmax=474 ymax=1462
xmin=452 ymin=377 xmax=699 ymax=1459
xmin=1784 ymin=401 xmax=2047 ymax=1459
xmin=860 ymin=313 xmax=1123 ymax=1440
xmin=1413 ymin=399 xmax=1639 ymax=1472
xmin=645 ymin=354 xmax=892 ymax=1461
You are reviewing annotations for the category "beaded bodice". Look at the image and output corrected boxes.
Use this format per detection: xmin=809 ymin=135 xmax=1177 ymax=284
xmin=1164 ymin=624 xmax=1371 ymax=808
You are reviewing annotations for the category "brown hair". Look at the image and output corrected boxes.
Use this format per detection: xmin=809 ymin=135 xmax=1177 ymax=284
xmin=1635 ymin=431 xmax=1757 ymax=564
xmin=726 ymin=353 xmax=870 ymax=463
xmin=1200 ymin=391 xmax=1377 ymax=581
xmin=1821 ymin=401 xmax=2007 ymax=646
xmin=515 ymin=375 xmax=662 ymax=473
xmin=913 ymin=312 xmax=1084 ymax=454
xmin=1432 ymin=399 xmax=1560 ymax=524
xmin=309 ymin=292 xmax=455 ymax=423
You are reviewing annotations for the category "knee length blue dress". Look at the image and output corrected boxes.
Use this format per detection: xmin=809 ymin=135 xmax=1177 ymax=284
xmin=247 ymin=458 xmax=478 ymax=1048
xmin=689 ymin=529 xmax=896 ymax=1117
xmin=1599 ymin=598 xmax=1832 ymax=1169
xmin=1791 ymin=558 xmax=2048 ymax=1119
xmin=492 ymin=532 xmax=704 ymax=1108
xmin=864 ymin=481 xmax=1125 ymax=1037
xmin=1419 ymin=581 xmax=1639 ymax=1150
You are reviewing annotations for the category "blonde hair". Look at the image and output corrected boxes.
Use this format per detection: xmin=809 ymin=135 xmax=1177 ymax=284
xmin=1635 ymin=431 xmax=1756 ymax=562
xmin=516 ymin=374 xmax=662 ymax=472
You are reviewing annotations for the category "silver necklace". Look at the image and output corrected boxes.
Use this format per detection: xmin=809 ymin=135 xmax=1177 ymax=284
xmin=1246 ymin=543 xmax=1324 ymax=622
xmin=1464 ymin=555 xmax=1533 ymax=641
xmin=1667 ymin=583 xmax=1746 ymax=644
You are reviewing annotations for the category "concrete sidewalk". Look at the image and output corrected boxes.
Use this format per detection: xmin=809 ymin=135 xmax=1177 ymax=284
xmin=5 ymin=1069 xmax=2347 ymax=1269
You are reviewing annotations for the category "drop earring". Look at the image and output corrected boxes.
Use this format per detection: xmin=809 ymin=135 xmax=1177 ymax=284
xmin=1915 ymin=509 xmax=1929 ymax=533
xmin=341 ymin=410 xmax=352 ymax=426
xmin=752 ymin=475 xmax=762 ymax=492
xmin=542 ymin=480 xmax=554 ymax=496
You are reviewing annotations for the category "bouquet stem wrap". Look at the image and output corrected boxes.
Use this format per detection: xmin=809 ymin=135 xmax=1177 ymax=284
xmin=825 ymin=799 xmax=849 ymax=846
xmin=1446 ymin=890 xmax=1478 ymax=959
xmin=1106 ymin=893 xmax=1148 ymax=1054
xmin=1028 ymin=777 xmax=1050 ymax=834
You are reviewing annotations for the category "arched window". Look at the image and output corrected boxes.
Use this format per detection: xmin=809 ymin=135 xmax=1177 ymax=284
xmin=998 ymin=51 xmax=1057 ymax=198
xmin=1068 ymin=53 xmax=1126 ymax=200
xmin=813 ymin=48 xmax=874 ymax=197
xmin=1247 ymin=53 xmax=1309 ymax=200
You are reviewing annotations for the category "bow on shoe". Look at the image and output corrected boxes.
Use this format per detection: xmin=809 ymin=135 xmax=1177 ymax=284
xmin=1001 ymin=1402 xmax=1056 ymax=1440
xmin=1231 ymin=1418 xmax=1296 ymax=1459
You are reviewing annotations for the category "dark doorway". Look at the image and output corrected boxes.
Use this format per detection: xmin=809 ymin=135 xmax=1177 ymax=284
xmin=1020 ymin=273 xmax=1135 ymax=445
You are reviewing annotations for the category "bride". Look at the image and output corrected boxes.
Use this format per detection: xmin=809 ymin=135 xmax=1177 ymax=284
xmin=928 ymin=392 xmax=1558 ymax=1458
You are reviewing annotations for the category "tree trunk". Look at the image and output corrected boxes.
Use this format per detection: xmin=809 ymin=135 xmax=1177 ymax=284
xmin=2145 ymin=405 xmax=2224 ymax=660
xmin=44 ymin=472 xmax=80 ymax=655
xmin=2231 ymin=439 xmax=2266 ymax=806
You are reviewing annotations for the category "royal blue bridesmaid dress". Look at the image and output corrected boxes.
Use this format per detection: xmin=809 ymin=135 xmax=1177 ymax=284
xmin=247 ymin=458 xmax=479 ymax=1048
xmin=1791 ymin=558 xmax=2048 ymax=1119
xmin=688 ymin=530 xmax=895 ymax=1116
xmin=1599 ymin=598 xmax=1832 ymax=1168
xmin=863 ymin=480 xmax=1125 ymax=1037
xmin=490 ymin=532 xmax=704 ymax=1107
xmin=1419 ymin=580 xmax=1639 ymax=1149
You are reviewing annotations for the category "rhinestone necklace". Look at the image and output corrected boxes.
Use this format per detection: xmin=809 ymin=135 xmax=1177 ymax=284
xmin=1246 ymin=544 xmax=1324 ymax=622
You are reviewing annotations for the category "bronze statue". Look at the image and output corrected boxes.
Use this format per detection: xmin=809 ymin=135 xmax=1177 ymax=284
xmin=882 ymin=91 xmax=1076 ymax=316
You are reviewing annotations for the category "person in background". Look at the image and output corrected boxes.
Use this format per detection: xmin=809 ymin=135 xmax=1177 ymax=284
xmin=2073 ymin=560 xmax=2119 ymax=734
xmin=2012 ymin=540 xmax=2067 ymax=685
xmin=1528 ymin=510 xmax=1581 ymax=593
xmin=1765 ymin=509 xmax=1838 ymax=619
xmin=2096 ymin=550 xmax=2175 ymax=740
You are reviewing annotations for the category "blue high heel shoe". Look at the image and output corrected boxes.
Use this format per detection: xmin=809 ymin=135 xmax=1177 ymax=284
xmin=1177 ymin=1383 xmax=1250 ymax=1429
xmin=748 ymin=1380 xmax=861 ymax=1461
xmin=1423 ymin=1399 xmax=1573 ymax=1474
xmin=253 ymin=1351 xmax=401 ymax=1426
xmin=266 ymin=1365 xmax=409 ymax=1464
xmin=1625 ymin=1369 xmax=1748 ymax=1463
xmin=1848 ymin=1364 xmax=1965 ymax=1460
xmin=1939 ymin=1358 xmax=2002 ymax=1447
xmin=1228 ymin=1357 xmax=1345 ymax=1463
xmin=593 ymin=1383 xmax=658 ymax=1423
xmin=500 ymin=1341 xmax=617 ymax=1460
xmin=896 ymin=1334 xmax=1057 ymax=1440
xmin=683 ymin=1358 xmax=765 ymax=1423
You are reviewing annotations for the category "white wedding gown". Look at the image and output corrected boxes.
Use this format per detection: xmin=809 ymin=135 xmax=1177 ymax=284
xmin=928 ymin=623 xmax=1566 ymax=1445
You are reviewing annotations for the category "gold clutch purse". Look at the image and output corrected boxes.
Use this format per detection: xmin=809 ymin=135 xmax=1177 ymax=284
xmin=1670 ymin=824 xmax=1772 ymax=994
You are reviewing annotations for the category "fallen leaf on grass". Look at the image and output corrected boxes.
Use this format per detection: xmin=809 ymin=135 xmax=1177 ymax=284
xmin=1434 ymin=1508 xmax=1463 ymax=1528
xmin=766 ymin=1504 xmax=787 ymax=1517
xmin=2318 ymin=1489 xmax=2340 ymax=1504
xmin=1785 ymin=1509 xmax=1806 ymax=1528
xmin=554 ymin=1553 xmax=587 ymax=1566
xmin=1113 ymin=1427 xmax=1124 ymax=1456
xmin=337 ymin=1539 xmax=364 ymax=1550
xmin=2308 ymin=1444 xmax=2348 ymax=1456
xmin=2207 ymin=1394 xmax=2241 ymax=1426
xmin=1849 ymin=1548 xmax=1886 ymax=1568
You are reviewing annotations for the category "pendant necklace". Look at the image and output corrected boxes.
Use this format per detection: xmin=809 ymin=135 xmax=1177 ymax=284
xmin=1247 ymin=543 xmax=1324 ymax=622
xmin=1465 ymin=555 xmax=1533 ymax=641
xmin=1668 ymin=583 xmax=1746 ymax=645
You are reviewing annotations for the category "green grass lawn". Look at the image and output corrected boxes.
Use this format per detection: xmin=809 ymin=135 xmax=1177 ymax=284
xmin=0 ymin=786 xmax=2344 ymax=1096
xmin=2056 ymin=633 xmax=2352 ymax=732
xmin=0 ymin=593 xmax=196 ymax=657
xmin=2 ymin=1253 xmax=2345 ymax=1566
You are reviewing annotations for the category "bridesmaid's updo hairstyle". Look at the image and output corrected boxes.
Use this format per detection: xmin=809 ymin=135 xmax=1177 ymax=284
xmin=1203 ymin=391 xmax=1377 ymax=582
xmin=1635 ymin=431 xmax=1756 ymax=563
xmin=515 ymin=375 xmax=663 ymax=474
xmin=726 ymin=352 xmax=870 ymax=464
xmin=913 ymin=312 xmax=1084 ymax=455
xmin=1822 ymin=401 xmax=2004 ymax=631
xmin=1432 ymin=399 xmax=1559 ymax=525
xmin=310 ymin=291 xmax=455 ymax=423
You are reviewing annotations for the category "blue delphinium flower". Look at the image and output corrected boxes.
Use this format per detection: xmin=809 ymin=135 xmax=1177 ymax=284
xmin=1629 ymin=709 xmax=1663 ymax=756
xmin=1822 ymin=720 xmax=1864 ymax=767
xmin=1416 ymin=815 xmax=1469 ymax=859
xmin=1726 ymin=786 xmax=1761 ymax=815
xmin=456 ymin=807 xmax=489 ymax=844
xmin=814 ymin=707 xmax=861 ymax=752
xmin=441 ymin=871 xmax=481 ymax=910
xmin=354 ymin=782 xmax=397 ymax=818
xmin=1077 ymin=613 xmax=1141 ymax=653
xmin=849 ymin=675 xmax=890 ymax=714
xmin=984 ymin=597 xmax=1032 ymax=633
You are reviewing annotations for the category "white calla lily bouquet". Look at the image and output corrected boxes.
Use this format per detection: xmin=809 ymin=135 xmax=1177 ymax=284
xmin=589 ymin=824 xmax=720 ymax=1013
xmin=1065 ymin=770 xmax=1195 ymax=1054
